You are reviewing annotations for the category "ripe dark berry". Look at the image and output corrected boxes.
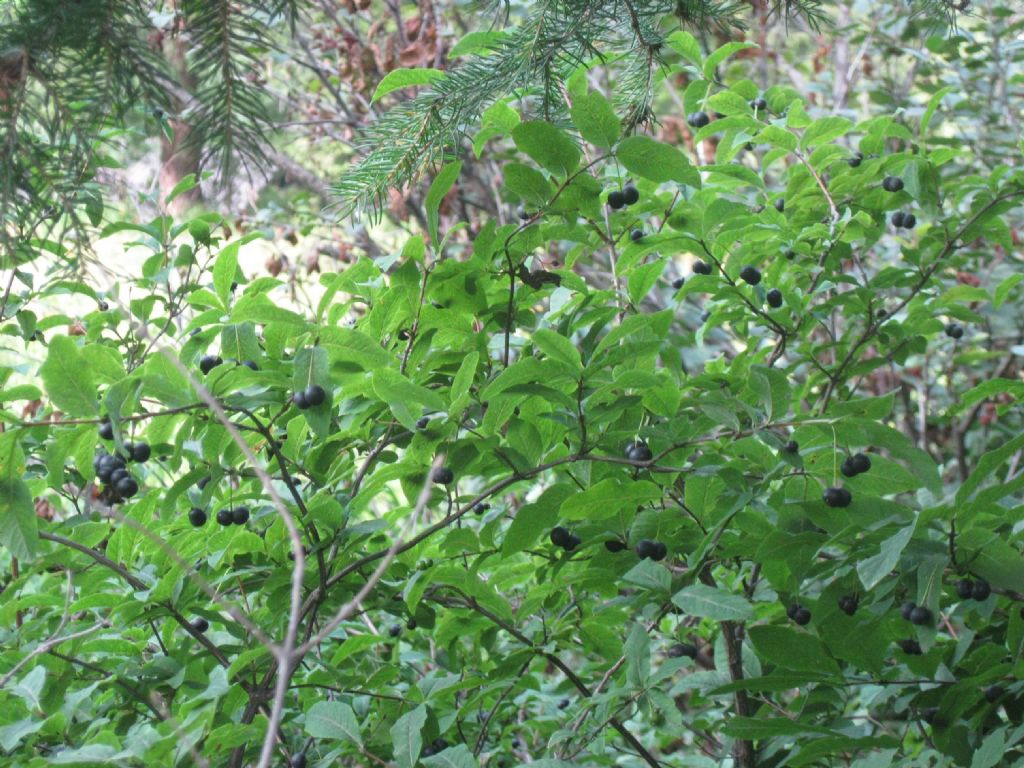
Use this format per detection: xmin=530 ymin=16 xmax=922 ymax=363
xmin=199 ymin=355 xmax=223 ymax=374
xmin=130 ymin=442 xmax=151 ymax=463
xmin=432 ymin=466 xmax=454 ymax=485
xmin=903 ymin=213 xmax=916 ymax=228
xmin=291 ymin=390 xmax=309 ymax=409
xmin=291 ymin=754 xmax=307 ymax=768
xmin=605 ymin=539 xmax=628 ymax=553
xmin=909 ymin=606 xmax=932 ymax=626
xmin=564 ymin=533 xmax=582 ymax=551
xmin=955 ymin=579 xmax=974 ymax=599
xmin=192 ymin=618 xmax=209 ymax=633
xmin=415 ymin=416 xmax=429 ymax=430
xmin=972 ymin=579 xmax=991 ymax=601
xmin=473 ymin=502 xmax=490 ymax=515
xmin=793 ymin=607 xmax=812 ymax=625
xmin=109 ymin=468 xmax=130 ymax=486
xmin=892 ymin=211 xmax=906 ymax=228
xmin=630 ymin=229 xmax=644 ymax=242
xmin=216 ymin=508 xmax=233 ymax=526
xmin=558 ymin=697 xmax=570 ymax=709
xmin=98 ymin=300 xmax=109 ymax=311
xmin=739 ymin=265 xmax=762 ymax=285
xmin=945 ymin=323 xmax=964 ymax=340
xmin=667 ymin=642 xmax=698 ymax=659
xmin=517 ymin=206 xmax=530 ymax=220
xmin=850 ymin=452 xmax=871 ymax=474
xmin=188 ymin=507 xmax=207 ymax=527
xmin=304 ymin=384 xmax=327 ymax=406
xmin=900 ymin=601 xmax=917 ymax=620
xmin=783 ymin=440 xmax=799 ymax=454
xmin=899 ymin=638 xmax=923 ymax=655
xmin=766 ymin=288 xmax=783 ymax=308
xmin=693 ymin=260 xmax=713 ymax=276
xmin=607 ymin=190 xmax=626 ymax=210
xmin=838 ymin=595 xmax=858 ymax=616
xmin=687 ymin=111 xmax=710 ymax=128
xmin=622 ymin=185 xmax=639 ymax=205
xmin=232 ymin=506 xmax=250 ymax=525
xmin=388 ymin=623 xmax=401 ymax=638
xmin=984 ymin=685 xmax=1004 ymax=702
xmin=115 ymin=476 xmax=139 ymax=499
xmin=672 ymin=277 xmax=685 ymax=290
xmin=635 ymin=539 xmax=665 ymax=560
xmin=840 ymin=457 xmax=858 ymax=478
xmin=750 ymin=97 xmax=768 ymax=110
xmin=197 ymin=475 xmax=212 ymax=490
xmin=822 ymin=486 xmax=852 ymax=508
xmin=774 ymin=198 xmax=785 ymax=213
xmin=550 ymin=526 xmax=572 ymax=548
xmin=406 ymin=618 xmax=417 ymax=630
xmin=625 ymin=440 xmax=653 ymax=462
xmin=240 ymin=360 xmax=259 ymax=371
xmin=98 ymin=419 xmax=114 ymax=441
xmin=882 ymin=175 xmax=904 ymax=192
xmin=847 ymin=151 xmax=863 ymax=167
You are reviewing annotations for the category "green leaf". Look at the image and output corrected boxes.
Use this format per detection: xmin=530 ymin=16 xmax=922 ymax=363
xmin=723 ymin=716 xmax=836 ymax=738
xmin=371 ymin=68 xmax=445 ymax=103
xmin=503 ymin=162 xmax=553 ymax=206
xmin=305 ymin=701 xmax=362 ymax=745
xmin=800 ymin=116 xmax=853 ymax=150
xmin=39 ymin=335 xmax=98 ymax=416
xmin=502 ymin=484 xmax=574 ymax=556
xmin=747 ymin=626 xmax=841 ymax=675
xmin=623 ymin=559 xmax=671 ymax=594
xmin=512 ymin=121 xmax=580 ymax=177
xmin=671 ymin=584 xmax=753 ymax=621
xmin=530 ymin=329 xmax=582 ymax=370
xmin=957 ymin=432 xmax=1024 ymax=505
xmin=665 ymin=30 xmax=702 ymax=68
xmin=559 ymin=478 xmax=661 ymax=521
xmin=617 ymin=136 xmax=700 ymax=187
xmin=570 ymin=91 xmax=621 ymax=148
xmin=703 ymin=42 xmax=758 ymax=79
xmin=0 ymin=476 xmax=38 ymax=560
xmin=213 ymin=242 xmax=239 ymax=305
xmin=422 ymin=744 xmax=480 ymax=768
xmin=293 ymin=347 xmax=331 ymax=437
xmin=426 ymin=161 xmax=462 ymax=246
xmin=857 ymin=521 xmax=916 ymax=591
xmin=391 ymin=704 xmax=427 ymax=768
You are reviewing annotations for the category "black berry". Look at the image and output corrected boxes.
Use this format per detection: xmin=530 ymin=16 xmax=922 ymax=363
xmin=625 ymin=440 xmax=653 ymax=462
xmin=972 ymin=579 xmax=991 ymax=601
xmin=622 ymin=184 xmax=639 ymax=205
xmin=891 ymin=211 xmax=906 ymax=228
xmin=900 ymin=601 xmax=917 ymax=620
xmin=903 ymin=213 xmax=917 ymax=228
xmin=822 ymin=486 xmax=852 ymax=508
xmin=847 ymin=151 xmax=863 ymax=167
xmin=550 ymin=526 xmax=571 ymax=548
xmin=693 ymin=260 xmax=713 ymax=276
xmin=199 ymin=355 xmax=223 ymax=375
xmin=766 ymin=288 xmax=783 ymax=308
xmin=687 ymin=111 xmax=710 ymax=128
xmin=792 ymin=606 xmax=812 ymax=625
xmin=750 ymin=97 xmax=768 ymax=110
xmin=564 ymin=533 xmax=582 ymax=551
xmin=630 ymin=229 xmax=644 ymax=242
xmin=672 ymin=278 xmax=685 ymax=289
xmin=98 ymin=419 xmax=114 ymax=441
xmin=188 ymin=507 xmax=207 ymax=527
xmin=984 ymin=685 xmax=1004 ymax=702
xmin=783 ymin=440 xmax=799 ymax=454
xmin=899 ymin=638 xmax=923 ymax=655
xmin=739 ymin=265 xmax=762 ymax=285
xmin=192 ymin=617 xmax=209 ymax=632
xmin=130 ymin=442 xmax=151 ymax=463
xmin=216 ymin=508 xmax=233 ymax=526
xmin=668 ymin=642 xmax=698 ymax=659
xmin=945 ymin=323 xmax=964 ymax=340
xmin=232 ymin=506 xmax=250 ymax=525
xmin=388 ymin=623 xmax=401 ymax=638
xmin=115 ymin=476 xmax=139 ymax=499
xmin=607 ymin=190 xmax=626 ymax=210
xmin=304 ymin=384 xmax=326 ymax=406
xmin=432 ymin=466 xmax=454 ymax=485
xmin=291 ymin=390 xmax=310 ymax=410
xmin=850 ymin=452 xmax=871 ymax=474
xmin=838 ymin=595 xmax=858 ymax=616
xmin=291 ymin=754 xmax=307 ymax=768
xmin=955 ymin=579 xmax=974 ymax=599
xmin=635 ymin=539 xmax=665 ymax=560
xmin=882 ymin=176 xmax=904 ymax=192
xmin=605 ymin=539 xmax=628 ymax=553
xmin=909 ymin=606 xmax=932 ymax=626
xmin=774 ymin=198 xmax=785 ymax=213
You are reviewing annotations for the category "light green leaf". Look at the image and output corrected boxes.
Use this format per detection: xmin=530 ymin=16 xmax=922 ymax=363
xmin=665 ymin=31 xmax=702 ymax=68
xmin=39 ymin=335 xmax=98 ymax=416
xmin=422 ymin=744 xmax=480 ymax=768
xmin=391 ymin=704 xmax=427 ymax=768
xmin=703 ymin=41 xmax=758 ymax=79
xmin=213 ymin=241 xmax=239 ymax=305
xmin=0 ymin=476 xmax=39 ymax=560
xmin=671 ymin=584 xmax=753 ymax=621
xmin=372 ymin=68 xmax=445 ymax=103
xmin=570 ymin=91 xmax=621 ymax=148
xmin=617 ymin=136 xmax=700 ymax=187
xmin=512 ymin=121 xmax=580 ymax=177
xmin=426 ymin=161 xmax=462 ymax=246
xmin=305 ymin=701 xmax=362 ymax=745
xmin=857 ymin=521 xmax=916 ymax=591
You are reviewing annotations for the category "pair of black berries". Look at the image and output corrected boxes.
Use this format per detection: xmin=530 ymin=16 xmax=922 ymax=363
xmin=607 ymin=183 xmax=640 ymax=210
xmin=823 ymin=486 xmax=853 ymax=508
xmin=787 ymin=603 xmax=812 ymax=625
xmin=602 ymin=537 xmax=667 ymax=561
xmin=900 ymin=601 xmax=933 ymax=626
xmin=291 ymin=384 xmax=326 ymax=409
xmin=214 ymin=506 xmax=250 ymax=526
xmin=93 ymin=451 xmax=141 ymax=499
xmin=840 ymin=452 xmax=872 ymax=478
xmin=891 ymin=211 xmax=917 ymax=229
xmin=945 ymin=323 xmax=964 ymax=340
xmin=955 ymin=578 xmax=991 ymax=601
xmin=550 ymin=526 xmax=582 ymax=551
xmin=687 ymin=111 xmax=710 ymax=128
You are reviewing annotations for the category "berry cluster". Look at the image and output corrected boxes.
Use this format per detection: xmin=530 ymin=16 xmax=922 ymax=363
xmin=607 ymin=183 xmax=640 ymax=210
xmin=291 ymin=384 xmax=327 ymax=409
xmin=840 ymin=452 xmax=871 ymax=478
